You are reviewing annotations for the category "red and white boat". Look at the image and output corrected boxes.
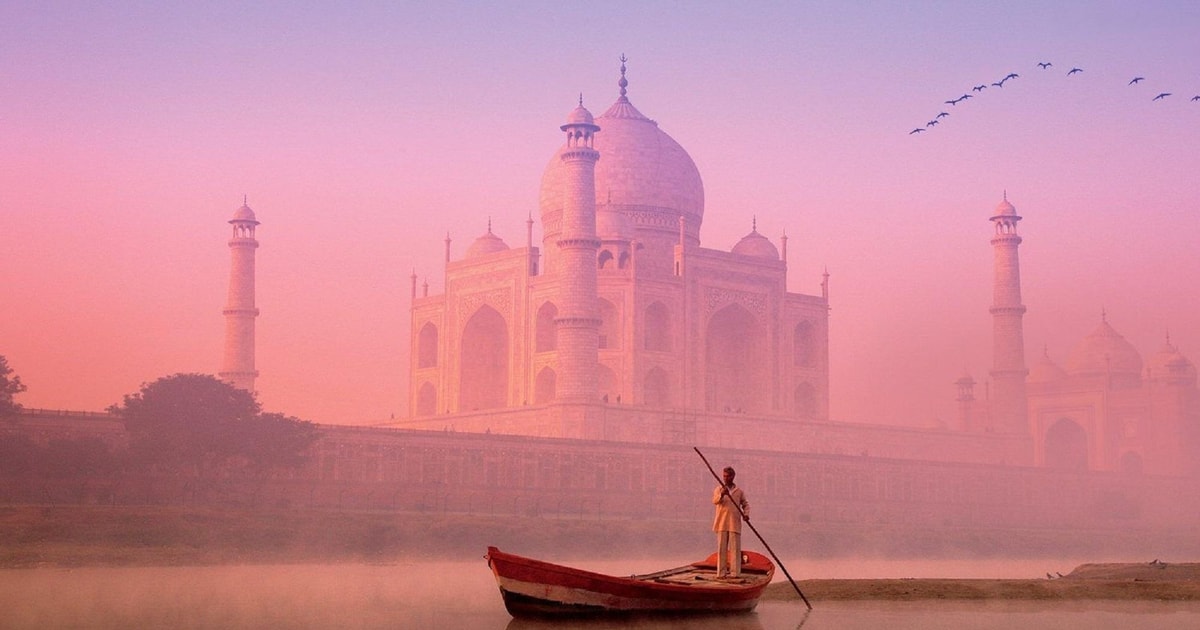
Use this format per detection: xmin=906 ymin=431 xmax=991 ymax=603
xmin=485 ymin=546 xmax=775 ymax=617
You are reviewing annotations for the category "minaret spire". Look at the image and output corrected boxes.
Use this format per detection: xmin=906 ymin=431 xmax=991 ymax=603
xmin=219 ymin=198 xmax=261 ymax=392
xmin=989 ymin=193 xmax=1029 ymax=435
xmin=554 ymin=97 xmax=603 ymax=438
xmin=618 ymin=54 xmax=629 ymax=100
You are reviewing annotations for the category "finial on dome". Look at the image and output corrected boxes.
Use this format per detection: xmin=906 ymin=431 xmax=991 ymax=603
xmin=752 ymin=215 xmax=757 ymax=232
xmin=578 ymin=93 xmax=583 ymax=107
xmin=618 ymin=53 xmax=629 ymax=99
xmin=1101 ymin=307 xmax=1107 ymax=322
xmin=487 ymin=216 xmax=493 ymax=234
xmin=243 ymin=194 xmax=248 ymax=205
xmin=1003 ymin=190 xmax=1007 ymax=202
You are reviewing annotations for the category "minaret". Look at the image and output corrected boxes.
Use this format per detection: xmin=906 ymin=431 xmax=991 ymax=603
xmin=554 ymin=96 xmax=603 ymax=437
xmin=219 ymin=197 xmax=260 ymax=392
xmin=989 ymin=193 xmax=1028 ymax=434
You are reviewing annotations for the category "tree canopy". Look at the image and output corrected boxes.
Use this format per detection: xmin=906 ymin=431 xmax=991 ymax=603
xmin=0 ymin=355 xmax=27 ymax=416
xmin=109 ymin=373 xmax=318 ymax=475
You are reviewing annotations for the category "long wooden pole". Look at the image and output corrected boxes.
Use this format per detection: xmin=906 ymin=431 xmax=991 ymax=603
xmin=695 ymin=446 xmax=812 ymax=610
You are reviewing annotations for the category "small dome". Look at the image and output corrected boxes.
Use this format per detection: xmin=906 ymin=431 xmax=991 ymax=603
xmin=565 ymin=103 xmax=596 ymax=126
xmin=1065 ymin=318 xmax=1143 ymax=378
xmin=465 ymin=228 xmax=509 ymax=259
xmin=731 ymin=229 xmax=779 ymax=260
xmin=231 ymin=202 xmax=258 ymax=223
xmin=1147 ymin=337 xmax=1197 ymax=382
xmin=993 ymin=198 xmax=1017 ymax=217
xmin=1029 ymin=350 xmax=1067 ymax=383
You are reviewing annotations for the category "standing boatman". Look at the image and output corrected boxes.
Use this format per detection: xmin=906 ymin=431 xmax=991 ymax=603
xmin=712 ymin=466 xmax=750 ymax=578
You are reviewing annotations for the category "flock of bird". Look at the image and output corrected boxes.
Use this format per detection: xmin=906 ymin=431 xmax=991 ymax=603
xmin=909 ymin=60 xmax=1199 ymax=135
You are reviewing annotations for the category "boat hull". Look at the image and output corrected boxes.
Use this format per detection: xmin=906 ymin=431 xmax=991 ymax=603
xmin=486 ymin=546 xmax=774 ymax=617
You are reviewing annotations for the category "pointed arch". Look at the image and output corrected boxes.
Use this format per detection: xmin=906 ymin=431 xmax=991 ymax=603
xmin=644 ymin=366 xmax=670 ymax=408
xmin=534 ymin=367 xmax=556 ymax=404
xmin=794 ymin=382 xmax=816 ymax=417
xmin=598 ymin=298 xmax=619 ymax=350
xmin=417 ymin=322 xmax=438 ymax=368
xmin=644 ymin=301 xmax=671 ymax=352
xmin=1045 ymin=418 xmax=1088 ymax=470
xmin=598 ymin=249 xmax=614 ymax=269
xmin=705 ymin=303 xmax=765 ymax=413
xmin=598 ymin=363 xmax=618 ymax=402
xmin=459 ymin=305 xmax=508 ymax=411
xmin=535 ymin=302 xmax=557 ymax=352
xmin=793 ymin=320 xmax=814 ymax=367
xmin=416 ymin=382 xmax=437 ymax=417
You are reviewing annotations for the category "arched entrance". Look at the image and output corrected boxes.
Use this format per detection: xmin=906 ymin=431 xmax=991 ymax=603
xmin=1044 ymin=418 xmax=1088 ymax=470
xmin=705 ymin=304 xmax=763 ymax=413
xmin=459 ymin=305 xmax=508 ymax=411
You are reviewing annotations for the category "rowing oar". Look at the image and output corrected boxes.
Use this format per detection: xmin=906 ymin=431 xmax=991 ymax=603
xmin=694 ymin=446 xmax=812 ymax=610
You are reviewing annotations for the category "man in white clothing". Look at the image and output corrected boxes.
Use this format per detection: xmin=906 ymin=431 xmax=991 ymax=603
xmin=712 ymin=466 xmax=750 ymax=578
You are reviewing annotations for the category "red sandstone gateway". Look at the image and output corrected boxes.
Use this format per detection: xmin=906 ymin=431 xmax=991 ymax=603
xmin=485 ymin=546 xmax=775 ymax=617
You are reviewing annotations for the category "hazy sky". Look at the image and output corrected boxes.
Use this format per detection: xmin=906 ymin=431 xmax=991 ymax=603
xmin=3 ymin=2 xmax=1198 ymax=426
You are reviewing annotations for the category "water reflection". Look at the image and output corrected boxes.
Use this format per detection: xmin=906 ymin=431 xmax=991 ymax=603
xmin=505 ymin=614 xmax=768 ymax=630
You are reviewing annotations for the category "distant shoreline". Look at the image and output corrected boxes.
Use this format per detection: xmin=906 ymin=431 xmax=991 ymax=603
xmin=765 ymin=563 xmax=1200 ymax=601
xmin=4 ymin=505 xmax=1199 ymax=588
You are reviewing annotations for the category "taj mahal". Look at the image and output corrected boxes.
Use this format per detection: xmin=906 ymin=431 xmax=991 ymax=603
xmin=219 ymin=61 xmax=1198 ymax=478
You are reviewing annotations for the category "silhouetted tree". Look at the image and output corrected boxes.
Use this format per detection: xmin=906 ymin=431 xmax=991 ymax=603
xmin=0 ymin=355 xmax=27 ymax=416
xmin=110 ymin=373 xmax=318 ymax=477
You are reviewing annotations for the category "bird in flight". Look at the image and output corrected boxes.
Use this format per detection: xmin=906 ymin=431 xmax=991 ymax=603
xmin=1004 ymin=73 xmax=1019 ymax=81
xmin=973 ymin=84 xmax=987 ymax=92
xmin=1153 ymin=92 xmax=1171 ymax=101
xmin=945 ymin=95 xmax=970 ymax=105
xmin=909 ymin=128 xmax=925 ymax=135
xmin=926 ymin=120 xmax=939 ymax=127
xmin=1067 ymin=67 xmax=1083 ymax=75
xmin=1037 ymin=62 xmax=1052 ymax=69
xmin=1129 ymin=77 xmax=1145 ymax=85
xmin=1192 ymin=95 xmax=1200 ymax=102
xmin=936 ymin=111 xmax=950 ymax=118
xmin=991 ymin=81 xmax=1005 ymax=88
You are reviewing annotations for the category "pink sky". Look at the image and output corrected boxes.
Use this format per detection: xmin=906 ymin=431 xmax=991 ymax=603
xmin=2 ymin=3 xmax=1198 ymax=426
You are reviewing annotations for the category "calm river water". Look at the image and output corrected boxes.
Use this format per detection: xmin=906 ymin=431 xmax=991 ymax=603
xmin=2 ymin=559 xmax=1198 ymax=629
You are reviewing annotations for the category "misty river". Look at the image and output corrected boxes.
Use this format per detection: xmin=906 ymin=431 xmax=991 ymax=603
xmin=2 ymin=559 xmax=1198 ymax=629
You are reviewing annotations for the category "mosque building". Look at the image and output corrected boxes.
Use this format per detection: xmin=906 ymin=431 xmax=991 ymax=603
xmin=399 ymin=60 xmax=830 ymax=447
xmin=384 ymin=62 xmax=1198 ymax=475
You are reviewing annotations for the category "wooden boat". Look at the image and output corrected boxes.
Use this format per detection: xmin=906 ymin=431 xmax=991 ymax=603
xmin=485 ymin=546 xmax=775 ymax=617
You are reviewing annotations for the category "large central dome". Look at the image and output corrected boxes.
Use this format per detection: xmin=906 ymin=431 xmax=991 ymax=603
xmin=539 ymin=66 xmax=704 ymax=242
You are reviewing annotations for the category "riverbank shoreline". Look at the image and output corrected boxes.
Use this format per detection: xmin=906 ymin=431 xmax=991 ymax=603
xmin=5 ymin=504 xmax=1199 ymax=604
xmin=765 ymin=562 xmax=1200 ymax=601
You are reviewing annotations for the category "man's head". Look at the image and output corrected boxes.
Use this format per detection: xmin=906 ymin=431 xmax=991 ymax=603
xmin=722 ymin=467 xmax=736 ymax=485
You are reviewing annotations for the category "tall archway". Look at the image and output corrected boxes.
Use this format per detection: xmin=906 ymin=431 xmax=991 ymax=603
xmin=1044 ymin=418 xmax=1088 ymax=470
xmin=598 ymin=363 xmax=618 ymax=402
xmin=794 ymin=382 xmax=816 ymax=417
xmin=645 ymin=301 xmax=671 ymax=352
xmin=705 ymin=303 xmax=764 ymax=413
xmin=416 ymin=382 xmax=437 ymax=416
xmin=459 ymin=305 xmax=508 ymax=411
xmin=417 ymin=322 xmax=439 ymax=369
xmin=793 ymin=321 xmax=813 ymax=367
xmin=644 ymin=366 xmax=670 ymax=408
xmin=534 ymin=367 xmax=556 ymax=404
xmin=598 ymin=298 xmax=620 ymax=350
xmin=535 ymin=302 xmax=557 ymax=352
